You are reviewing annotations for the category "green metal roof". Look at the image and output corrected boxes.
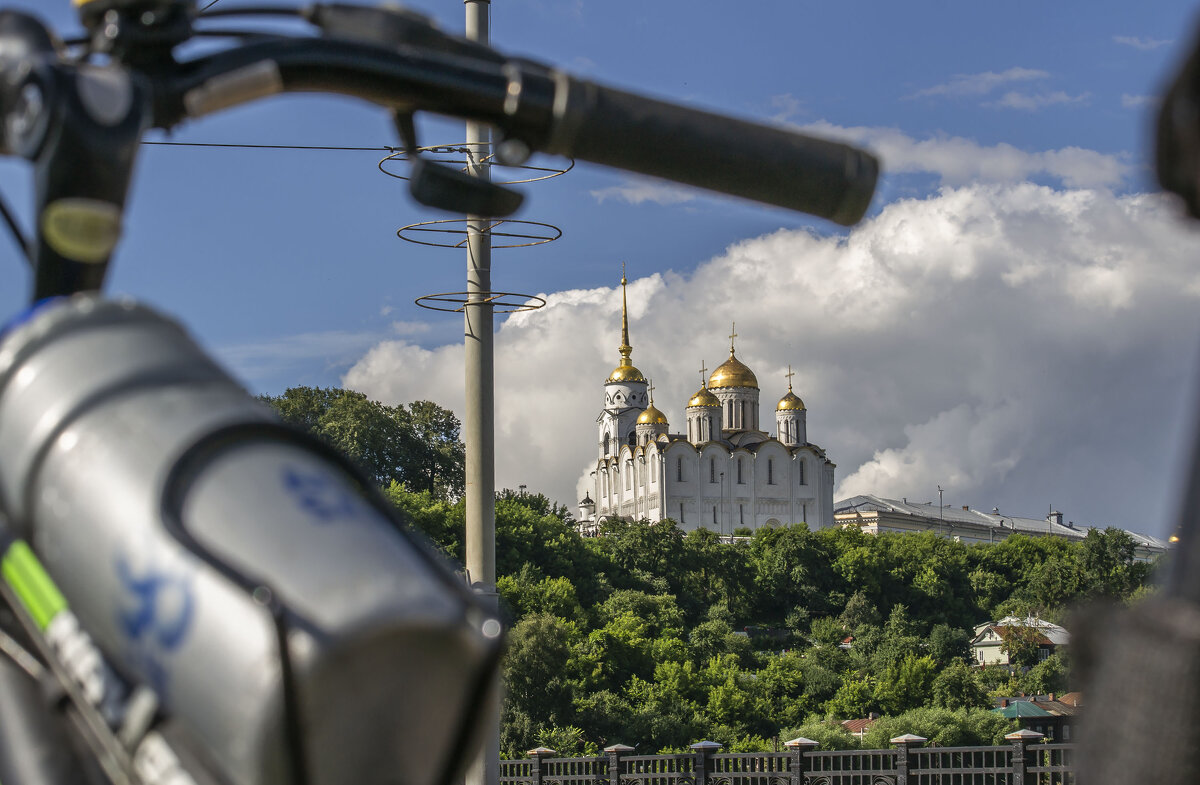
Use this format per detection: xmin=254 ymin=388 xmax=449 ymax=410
xmin=993 ymin=701 xmax=1053 ymax=719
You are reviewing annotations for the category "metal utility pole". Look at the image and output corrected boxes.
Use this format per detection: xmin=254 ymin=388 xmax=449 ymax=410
xmin=464 ymin=3 xmax=498 ymax=785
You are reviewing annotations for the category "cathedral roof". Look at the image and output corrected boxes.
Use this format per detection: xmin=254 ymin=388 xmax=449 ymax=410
xmin=777 ymin=390 xmax=806 ymax=411
xmin=709 ymin=352 xmax=758 ymax=389
xmin=687 ymin=386 xmax=720 ymax=408
xmin=637 ymin=403 xmax=669 ymax=425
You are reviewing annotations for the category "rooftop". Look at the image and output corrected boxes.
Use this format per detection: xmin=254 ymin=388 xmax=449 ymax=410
xmin=834 ymin=494 xmax=1169 ymax=552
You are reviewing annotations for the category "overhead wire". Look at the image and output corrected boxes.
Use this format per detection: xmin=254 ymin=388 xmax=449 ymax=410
xmin=142 ymin=140 xmax=397 ymax=152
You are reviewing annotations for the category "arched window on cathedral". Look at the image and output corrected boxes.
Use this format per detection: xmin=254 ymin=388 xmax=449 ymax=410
xmin=712 ymin=506 xmax=717 ymax=525
xmin=679 ymin=502 xmax=685 ymax=524
xmin=798 ymin=459 xmax=806 ymax=486
xmin=677 ymin=456 xmax=683 ymax=482
xmin=650 ymin=454 xmax=657 ymax=482
xmin=737 ymin=458 xmax=744 ymax=484
xmin=710 ymin=457 xmax=716 ymax=483
xmin=604 ymin=432 xmax=611 ymax=455
xmin=767 ymin=458 xmax=774 ymax=485
xmin=739 ymin=505 xmax=744 ymax=526
xmin=626 ymin=461 xmax=632 ymax=489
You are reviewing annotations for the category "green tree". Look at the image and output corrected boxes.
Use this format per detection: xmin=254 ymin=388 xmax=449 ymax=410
xmin=826 ymin=675 xmax=877 ymax=720
xmin=1021 ymin=652 xmax=1070 ymax=695
xmin=931 ymin=660 xmax=990 ymax=710
xmin=874 ymin=654 xmax=937 ymax=715
xmin=997 ymin=620 xmax=1043 ymax=668
xmin=928 ymin=624 xmax=971 ymax=667
xmin=261 ymin=386 xmax=465 ymax=498
xmin=777 ymin=721 xmax=859 ymax=751
xmin=861 ymin=707 xmax=1014 ymax=748
xmin=500 ymin=613 xmax=583 ymax=755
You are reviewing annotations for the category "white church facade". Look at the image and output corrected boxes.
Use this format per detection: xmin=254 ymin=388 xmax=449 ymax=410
xmin=577 ymin=273 xmax=836 ymax=536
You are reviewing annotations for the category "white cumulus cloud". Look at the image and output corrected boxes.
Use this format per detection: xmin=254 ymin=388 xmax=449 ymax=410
xmin=1114 ymin=35 xmax=1173 ymax=51
xmin=910 ymin=67 xmax=1050 ymax=99
xmin=801 ymin=122 xmax=1130 ymax=189
xmin=344 ymin=183 xmax=1200 ymax=538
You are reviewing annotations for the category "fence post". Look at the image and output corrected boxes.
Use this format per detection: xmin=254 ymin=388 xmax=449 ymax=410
xmin=604 ymin=743 xmax=634 ymax=785
xmin=1005 ymin=729 xmax=1043 ymax=785
xmin=528 ymin=746 xmax=557 ymax=785
xmin=890 ymin=734 xmax=926 ymax=785
xmin=690 ymin=740 xmax=722 ymax=785
xmin=784 ymin=737 xmax=817 ymax=785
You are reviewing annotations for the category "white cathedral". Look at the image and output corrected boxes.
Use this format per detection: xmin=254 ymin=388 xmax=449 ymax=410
xmin=577 ymin=273 xmax=836 ymax=536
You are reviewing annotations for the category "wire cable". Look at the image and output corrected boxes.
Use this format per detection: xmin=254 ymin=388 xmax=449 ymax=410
xmin=142 ymin=140 xmax=398 ymax=152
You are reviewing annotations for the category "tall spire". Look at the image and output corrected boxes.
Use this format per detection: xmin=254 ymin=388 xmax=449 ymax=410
xmin=605 ymin=263 xmax=646 ymax=383
xmin=618 ymin=262 xmax=633 ymax=366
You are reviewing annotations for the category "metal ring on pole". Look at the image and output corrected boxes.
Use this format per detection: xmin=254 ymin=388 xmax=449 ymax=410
xmin=379 ymin=143 xmax=573 ymax=185
xmin=397 ymin=219 xmax=561 ymax=249
xmin=415 ymin=291 xmax=547 ymax=314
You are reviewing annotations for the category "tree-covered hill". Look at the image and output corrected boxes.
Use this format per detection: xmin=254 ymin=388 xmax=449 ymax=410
xmin=392 ymin=485 xmax=1153 ymax=757
xmin=261 ymin=388 xmax=1156 ymax=756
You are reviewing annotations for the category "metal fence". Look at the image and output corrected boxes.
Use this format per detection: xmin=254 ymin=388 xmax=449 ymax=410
xmin=499 ymin=731 xmax=1075 ymax=785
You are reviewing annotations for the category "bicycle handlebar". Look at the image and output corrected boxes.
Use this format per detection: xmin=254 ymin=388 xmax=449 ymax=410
xmin=0 ymin=4 xmax=878 ymax=301
xmin=165 ymin=37 xmax=877 ymax=223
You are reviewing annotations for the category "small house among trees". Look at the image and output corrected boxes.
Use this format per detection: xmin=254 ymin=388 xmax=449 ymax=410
xmin=972 ymin=616 xmax=1069 ymax=667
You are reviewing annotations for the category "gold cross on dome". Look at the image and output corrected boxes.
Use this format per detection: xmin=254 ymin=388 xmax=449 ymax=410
xmin=729 ymin=322 xmax=738 ymax=354
xmin=647 ymin=379 xmax=655 ymax=402
xmin=785 ymin=365 xmax=795 ymax=390
xmin=698 ymin=362 xmax=708 ymax=386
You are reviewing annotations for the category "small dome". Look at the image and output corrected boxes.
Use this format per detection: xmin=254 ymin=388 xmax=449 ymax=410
xmin=709 ymin=353 xmax=758 ymax=389
xmin=687 ymin=386 xmax=720 ymax=408
xmin=606 ymin=361 xmax=646 ymax=384
xmin=637 ymin=403 xmax=669 ymax=425
xmin=777 ymin=390 xmax=806 ymax=411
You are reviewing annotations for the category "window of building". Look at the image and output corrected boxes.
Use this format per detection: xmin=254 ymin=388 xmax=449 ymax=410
xmin=767 ymin=458 xmax=774 ymax=485
xmin=712 ymin=506 xmax=718 ymax=525
xmin=798 ymin=460 xmax=806 ymax=485
xmin=677 ymin=456 xmax=683 ymax=482
xmin=739 ymin=505 xmax=744 ymax=525
xmin=650 ymin=454 xmax=657 ymax=482
xmin=679 ymin=503 xmax=685 ymax=524
xmin=710 ymin=457 xmax=716 ymax=483
xmin=626 ymin=462 xmax=632 ymax=490
xmin=604 ymin=431 xmax=610 ymax=455
xmin=737 ymin=458 xmax=743 ymax=484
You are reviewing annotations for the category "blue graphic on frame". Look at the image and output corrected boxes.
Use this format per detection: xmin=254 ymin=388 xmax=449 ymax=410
xmin=282 ymin=465 xmax=364 ymax=522
xmin=114 ymin=556 xmax=195 ymax=651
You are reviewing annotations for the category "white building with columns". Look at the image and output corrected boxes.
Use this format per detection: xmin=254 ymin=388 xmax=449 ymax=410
xmin=578 ymin=273 xmax=836 ymax=535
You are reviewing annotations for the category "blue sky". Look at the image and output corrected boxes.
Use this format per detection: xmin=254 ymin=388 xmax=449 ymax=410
xmin=4 ymin=1 xmax=1200 ymax=537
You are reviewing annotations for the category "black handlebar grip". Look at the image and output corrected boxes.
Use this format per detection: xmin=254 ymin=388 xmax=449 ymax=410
xmin=544 ymin=76 xmax=878 ymax=225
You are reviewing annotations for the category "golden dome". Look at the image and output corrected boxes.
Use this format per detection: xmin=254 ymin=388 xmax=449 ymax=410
xmin=777 ymin=390 xmax=806 ymax=411
xmin=709 ymin=353 xmax=758 ymax=390
xmin=687 ymin=386 xmax=720 ymax=408
xmin=607 ymin=361 xmax=646 ymax=383
xmin=637 ymin=403 xmax=668 ymax=425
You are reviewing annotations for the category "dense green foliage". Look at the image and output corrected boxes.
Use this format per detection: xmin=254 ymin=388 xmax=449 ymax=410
xmin=390 ymin=487 xmax=1156 ymax=757
xmin=264 ymin=389 xmax=1155 ymax=755
xmin=260 ymin=386 xmax=465 ymax=498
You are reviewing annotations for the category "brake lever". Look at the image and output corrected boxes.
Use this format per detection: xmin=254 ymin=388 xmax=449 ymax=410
xmin=304 ymin=3 xmax=504 ymax=65
xmin=392 ymin=110 xmax=524 ymax=218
